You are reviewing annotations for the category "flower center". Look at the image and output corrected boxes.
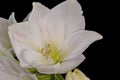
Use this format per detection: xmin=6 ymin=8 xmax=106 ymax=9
xmin=38 ymin=43 xmax=62 ymax=64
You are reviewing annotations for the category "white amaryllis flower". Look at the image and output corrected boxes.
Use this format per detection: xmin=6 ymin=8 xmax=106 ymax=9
xmin=8 ymin=0 xmax=103 ymax=74
xmin=0 ymin=13 xmax=16 ymax=49
xmin=0 ymin=43 xmax=37 ymax=80
xmin=65 ymin=69 xmax=90 ymax=80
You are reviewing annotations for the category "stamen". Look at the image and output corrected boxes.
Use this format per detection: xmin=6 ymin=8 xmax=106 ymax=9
xmin=47 ymin=44 xmax=51 ymax=49
xmin=40 ymin=48 xmax=44 ymax=53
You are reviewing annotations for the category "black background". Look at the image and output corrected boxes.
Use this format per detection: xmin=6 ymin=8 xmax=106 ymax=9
xmin=0 ymin=0 xmax=113 ymax=80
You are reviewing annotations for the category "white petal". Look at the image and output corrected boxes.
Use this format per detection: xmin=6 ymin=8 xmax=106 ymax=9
xmin=72 ymin=69 xmax=90 ymax=80
xmin=0 ymin=44 xmax=21 ymax=73
xmin=21 ymin=49 xmax=47 ymax=67
xmin=8 ymin=22 xmax=32 ymax=67
xmin=23 ymin=12 xmax=31 ymax=21
xmin=44 ymin=0 xmax=85 ymax=48
xmin=49 ymin=0 xmax=84 ymax=36
xmin=8 ymin=22 xmax=46 ymax=67
xmin=0 ymin=56 xmax=36 ymax=80
xmin=29 ymin=2 xmax=50 ymax=22
xmin=44 ymin=7 xmax=64 ymax=49
xmin=0 ymin=42 xmax=14 ymax=58
xmin=0 ymin=56 xmax=21 ymax=74
xmin=65 ymin=71 xmax=73 ymax=80
xmin=36 ymin=54 xmax=85 ymax=74
xmin=0 ymin=17 xmax=11 ymax=49
xmin=0 ymin=42 xmax=37 ymax=80
xmin=0 ymin=71 xmax=19 ymax=80
xmin=9 ymin=12 xmax=17 ymax=24
xmin=29 ymin=2 xmax=50 ymax=46
xmin=65 ymin=69 xmax=90 ymax=80
xmin=61 ymin=30 xmax=103 ymax=60
xmin=8 ymin=22 xmax=30 ymax=42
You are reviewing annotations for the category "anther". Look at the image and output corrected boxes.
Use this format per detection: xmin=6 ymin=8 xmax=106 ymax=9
xmin=40 ymin=48 xmax=44 ymax=53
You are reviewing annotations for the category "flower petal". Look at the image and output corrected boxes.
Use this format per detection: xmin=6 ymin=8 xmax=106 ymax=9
xmin=44 ymin=7 xmax=64 ymax=49
xmin=0 ymin=17 xmax=11 ymax=49
xmin=8 ymin=22 xmax=32 ymax=67
xmin=0 ymin=42 xmax=13 ymax=58
xmin=44 ymin=0 xmax=85 ymax=48
xmin=65 ymin=71 xmax=73 ymax=80
xmin=8 ymin=22 xmax=30 ymax=44
xmin=0 ymin=71 xmax=20 ymax=80
xmin=9 ymin=12 xmax=17 ymax=24
xmin=0 ymin=56 xmax=36 ymax=80
xmin=61 ymin=30 xmax=103 ymax=60
xmin=72 ymin=69 xmax=90 ymax=80
xmin=21 ymin=49 xmax=48 ymax=67
xmin=36 ymin=54 xmax=85 ymax=74
xmin=23 ymin=12 xmax=31 ymax=21
xmin=9 ymin=22 xmax=46 ymax=67
xmin=29 ymin=2 xmax=50 ymax=46
xmin=65 ymin=69 xmax=90 ymax=80
xmin=0 ymin=44 xmax=37 ymax=80
xmin=47 ymin=0 xmax=84 ymax=37
xmin=29 ymin=2 xmax=50 ymax=22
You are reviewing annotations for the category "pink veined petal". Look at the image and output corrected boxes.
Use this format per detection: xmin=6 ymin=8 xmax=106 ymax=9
xmin=61 ymin=30 xmax=103 ymax=60
xmin=35 ymin=54 xmax=85 ymax=74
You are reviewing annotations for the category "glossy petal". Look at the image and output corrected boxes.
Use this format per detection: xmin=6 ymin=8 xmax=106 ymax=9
xmin=62 ymin=30 xmax=103 ymax=60
xmin=0 ymin=17 xmax=11 ymax=49
xmin=36 ymin=54 xmax=85 ymax=74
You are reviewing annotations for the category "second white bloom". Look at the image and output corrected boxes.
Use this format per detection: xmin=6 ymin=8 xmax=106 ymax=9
xmin=8 ymin=0 xmax=102 ymax=74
